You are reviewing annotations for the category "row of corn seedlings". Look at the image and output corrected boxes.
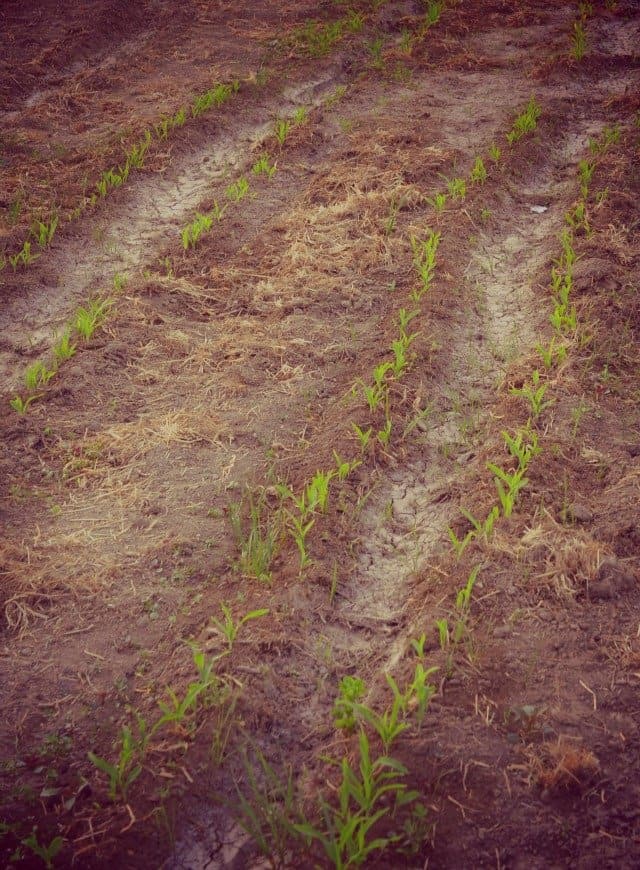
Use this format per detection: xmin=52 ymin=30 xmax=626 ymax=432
xmin=0 ymin=81 xmax=240 ymax=275
xmin=438 ymin=120 xmax=622 ymax=673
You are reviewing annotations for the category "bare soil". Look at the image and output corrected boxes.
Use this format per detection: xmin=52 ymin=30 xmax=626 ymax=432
xmin=1 ymin=1 xmax=639 ymax=868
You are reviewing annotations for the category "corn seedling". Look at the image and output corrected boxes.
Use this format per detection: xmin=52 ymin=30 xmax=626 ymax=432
xmin=10 ymin=394 xmax=38 ymax=414
xmin=510 ymin=370 xmax=554 ymax=417
xmin=228 ymin=489 xmax=279 ymax=582
xmin=209 ymin=604 xmax=269 ymax=652
xmin=181 ymin=204 xmax=225 ymax=249
xmin=447 ymin=526 xmax=475 ymax=559
xmin=399 ymin=28 xmax=413 ymax=55
xmin=423 ymin=0 xmax=444 ymax=28
xmin=506 ymin=97 xmax=541 ymax=144
xmin=333 ymin=450 xmax=360 ymax=482
xmin=287 ymin=513 xmax=315 ymax=571
xmin=21 ymin=830 xmax=64 ymax=869
xmin=252 ymin=154 xmax=277 ymax=179
xmin=578 ymin=1 xmax=593 ymax=17
xmin=377 ymin=417 xmax=392 ymax=449
xmin=359 ymin=361 xmax=391 ymax=412
xmin=427 ymin=192 xmax=447 ymax=212
xmin=293 ymin=106 xmax=309 ymax=126
xmin=550 ymin=300 xmax=577 ymax=334
xmin=352 ymin=423 xmax=373 ymax=452
xmin=297 ymin=19 xmax=344 ymax=57
xmin=88 ymin=725 xmax=144 ymax=801
xmin=390 ymin=334 xmax=415 ymax=378
xmin=295 ymin=730 xmax=412 ymax=866
xmin=226 ymin=176 xmax=250 ymax=202
xmin=74 ymin=298 xmax=112 ymax=340
xmin=565 ymin=201 xmax=590 ymax=234
xmin=411 ymin=634 xmax=427 ymax=658
xmin=470 ymin=156 xmax=487 ymax=184
xmin=571 ymin=20 xmax=587 ymax=60
xmin=53 ymin=331 xmax=76 ymax=363
xmin=333 ymin=675 xmax=367 ymax=731
xmin=24 ymin=360 xmax=55 ymax=391
xmin=502 ymin=426 xmax=540 ymax=470
xmin=410 ymin=230 xmax=440 ymax=300
xmin=536 ymin=336 xmax=567 ymax=369
xmin=31 ymin=215 xmax=58 ymax=247
xmin=445 ymin=176 xmax=466 ymax=199
xmin=368 ymin=37 xmax=385 ymax=68
xmin=9 ymin=240 xmax=39 ymax=270
xmin=487 ymin=462 xmax=528 ymax=518
xmin=274 ymin=118 xmax=291 ymax=146
xmin=488 ymin=142 xmax=501 ymax=163
xmin=578 ymin=159 xmax=595 ymax=197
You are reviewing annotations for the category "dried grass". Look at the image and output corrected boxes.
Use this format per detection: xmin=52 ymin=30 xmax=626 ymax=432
xmin=519 ymin=518 xmax=611 ymax=597
xmin=525 ymin=738 xmax=599 ymax=792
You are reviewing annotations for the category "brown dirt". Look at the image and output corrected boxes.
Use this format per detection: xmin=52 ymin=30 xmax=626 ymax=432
xmin=1 ymin=1 xmax=639 ymax=867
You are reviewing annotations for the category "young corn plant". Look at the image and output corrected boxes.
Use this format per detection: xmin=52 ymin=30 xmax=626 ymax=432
xmin=506 ymin=97 xmax=541 ymax=144
xmin=427 ymin=192 xmax=447 ymax=212
xmin=410 ymin=230 xmax=440 ymax=300
xmin=445 ymin=176 xmax=466 ymax=199
xmin=10 ymin=395 xmax=38 ymax=414
xmin=333 ymin=676 xmax=367 ymax=732
xmin=226 ymin=177 xmax=250 ymax=203
xmin=252 ymin=154 xmax=277 ymax=179
xmin=21 ymin=830 xmax=64 ymax=870
xmin=31 ymin=215 xmax=58 ymax=247
xmin=352 ymin=423 xmax=373 ymax=453
xmin=274 ymin=118 xmax=291 ymax=146
xmin=9 ymin=241 xmax=39 ymax=270
xmin=181 ymin=204 xmax=226 ymax=249
xmin=209 ymin=604 xmax=269 ymax=652
xmin=487 ymin=462 xmax=529 ymax=518
xmin=488 ymin=142 xmax=501 ymax=163
xmin=571 ymin=19 xmax=587 ymax=60
xmin=24 ymin=360 xmax=55 ymax=391
xmin=53 ymin=331 xmax=76 ymax=363
xmin=536 ymin=336 xmax=567 ymax=369
xmin=510 ymin=370 xmax=554 ymax=418
xmin=359 ymin=362 xmax=391 ymax=413
xmin=74 ymin=298 xmax=112 ymax=340
xmin=470 ymin=156 xmax=487 ymax=184
xmin=295 ymin=730 xmax=415 ymax=866
xmin=578 ymin=159 xmax=595 ymax=197
xmin=502 ymin=426 xmax=540 ymax=470
xmin=88 ymin=724 xmax=144 ymax=802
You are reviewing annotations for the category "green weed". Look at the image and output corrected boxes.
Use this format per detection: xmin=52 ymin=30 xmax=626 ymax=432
xmin=229 ymin=489 xmax=279 ymax=582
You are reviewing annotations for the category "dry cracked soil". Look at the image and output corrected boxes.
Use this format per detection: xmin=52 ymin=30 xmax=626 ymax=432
xmin=1 ymin=1 xmax=639 ymax=868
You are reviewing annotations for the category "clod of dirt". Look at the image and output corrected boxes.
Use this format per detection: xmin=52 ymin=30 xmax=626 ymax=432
xmin=588 ymin=556 xmax=636 ymax=601
xmin=559 ymin=502 xmax=593 ymax=524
